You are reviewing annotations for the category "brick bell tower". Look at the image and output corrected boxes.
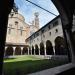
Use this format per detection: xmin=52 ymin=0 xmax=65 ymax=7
xmin=34 ymin=12 xmax=39 ymax=30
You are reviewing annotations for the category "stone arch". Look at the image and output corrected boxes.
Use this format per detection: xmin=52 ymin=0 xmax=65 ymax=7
xmin=40 ymin=42 xmax=44 ymax=55
xmin=54 ymin=36 xmax=67 ymax=55
xmin=32 ymin=45 xmax=34 ymax=55
xmin=6 ymin=46 xmax=13 ymax=56
xmin=15 ymin=46 xmax=21 ymax=55
xmin=35 ymin=44 xmax=39 ymax=55
xmin=46 ymin=40 xmax=54 ymax=55
xmin=22 ymin=46 xmax=28 ymax=55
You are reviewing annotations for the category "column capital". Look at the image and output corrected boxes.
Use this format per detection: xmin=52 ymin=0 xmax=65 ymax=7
xmin=44 ymin=44 xmax=46 ymax=48
xmin=38 ymin=46 xmax=40 ymax=49
xmin=13 ymin=46 xmax=16 ymax=50
xmin=21 ymin=47 xmax=23 ymax=50
xmin=5 ymin=46 xmax=7 ymax=50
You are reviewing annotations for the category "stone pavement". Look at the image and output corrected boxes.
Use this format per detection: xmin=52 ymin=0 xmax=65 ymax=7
xmin=28 ymin=63 xmax=75 ymax=75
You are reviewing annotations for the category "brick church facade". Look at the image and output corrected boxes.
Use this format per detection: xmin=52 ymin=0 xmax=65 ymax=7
xmin=5 ymin=5 xmax=39 ymax=56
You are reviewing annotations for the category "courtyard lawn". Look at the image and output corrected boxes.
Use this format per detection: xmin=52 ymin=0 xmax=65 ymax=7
xmin=3 ymin=55 xmax=69 ymax=75
xmin=4 ymin=55 xmax=41 ymax=62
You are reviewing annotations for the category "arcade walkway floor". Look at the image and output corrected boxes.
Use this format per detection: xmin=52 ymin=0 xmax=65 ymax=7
xmin=28 ymin=63 xmax=75 ymax=75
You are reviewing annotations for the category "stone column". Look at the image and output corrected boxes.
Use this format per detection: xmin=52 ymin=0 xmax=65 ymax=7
xmin=4 ymin=46 xmax=7 ymax=56
xmin=34 ymin=46 xmax=35 ymax=55
xmin=44 ymin=45 xmax=47 ymax=56
xmin=65 ymin=29 xmax=75 ymax=63
xmin=31 ymin=47 xmax=32 ymax=55
xmin=21 ymin=47 xmax=23 ymax=55
xmin=13 ymin=47 xmax=16 ymax=56
xmin=38 ymin=46 xmax=40 ymax=55
xmin=27 ymin=47 xmax=29 ymax=55
xmin=53 ymin=46 xmax=55 ymax=55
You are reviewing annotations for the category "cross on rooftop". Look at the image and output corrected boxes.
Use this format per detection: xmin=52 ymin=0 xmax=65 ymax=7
xmin=8 ymin=24 xmax=14 ymax=34
xmin=18 ymin=27 xmax=25 ymax=36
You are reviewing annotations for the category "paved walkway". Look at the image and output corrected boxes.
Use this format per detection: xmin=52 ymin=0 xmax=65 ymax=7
xmin=28 ymin=63 xmax=75 ymax=75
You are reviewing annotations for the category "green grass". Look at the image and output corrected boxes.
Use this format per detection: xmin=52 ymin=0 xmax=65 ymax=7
xmin=3 ymin=55 xmax=69 ymax=75
xmin=4 ymin=55 xmax=41 ymax=62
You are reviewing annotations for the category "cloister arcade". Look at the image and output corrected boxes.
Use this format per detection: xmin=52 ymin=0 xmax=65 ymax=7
xmin=5 ymin=36 xmax=68 ymax=56
xmin=5 ymin=45 xmax=28 ymax=56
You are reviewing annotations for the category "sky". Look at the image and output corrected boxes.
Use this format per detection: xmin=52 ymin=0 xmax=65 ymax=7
xmin=15 ymin=0 xmax=59 ymax=28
